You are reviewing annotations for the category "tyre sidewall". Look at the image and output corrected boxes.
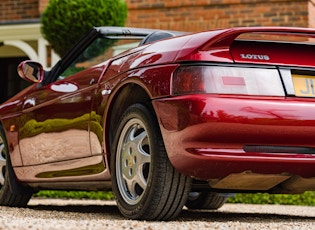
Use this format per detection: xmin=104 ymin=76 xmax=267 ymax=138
xmin=0 ymin=126 xmax=11 ymax=197
xmin=110 ymin=104 xmax=167 ymax=219
xmin=0 ymin=125 xmax=33 ymax=206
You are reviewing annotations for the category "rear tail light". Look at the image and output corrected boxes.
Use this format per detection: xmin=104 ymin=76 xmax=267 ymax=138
xmin=172 ymin=65 xmax=285 ymax=96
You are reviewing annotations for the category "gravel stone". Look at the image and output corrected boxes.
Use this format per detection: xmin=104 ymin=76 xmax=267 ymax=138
xmin=0 ymin=198 xmax=313 ymax=229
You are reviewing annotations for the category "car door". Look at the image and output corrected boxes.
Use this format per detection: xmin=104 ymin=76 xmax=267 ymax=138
xmin=18 ymin=65 xmax=106 ymax=166
xmin=18 ymin=34 xmax=112 ymax=167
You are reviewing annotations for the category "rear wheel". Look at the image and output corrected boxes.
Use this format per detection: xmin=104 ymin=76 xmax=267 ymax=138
xmin=0 ymin=125 xmax=33 ymax=207
xmin=186 ymin=191 xmax=227 ymax=210
xmin=111 ymin=104 xmax=191 ymax=220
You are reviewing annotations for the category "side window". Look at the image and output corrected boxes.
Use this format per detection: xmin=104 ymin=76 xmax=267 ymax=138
xmin=58 ymin=37 xmax=141 ymax=80
xmin=58 ymin=38 xmax=115 ymax=80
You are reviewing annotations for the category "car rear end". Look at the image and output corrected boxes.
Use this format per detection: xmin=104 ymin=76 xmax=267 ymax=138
xmin=153 ymin=27 xmax=315 ymax=193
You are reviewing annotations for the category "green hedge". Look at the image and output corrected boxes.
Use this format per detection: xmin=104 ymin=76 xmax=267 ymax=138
xmin=34 ymin=190 xmax=315 ymax=206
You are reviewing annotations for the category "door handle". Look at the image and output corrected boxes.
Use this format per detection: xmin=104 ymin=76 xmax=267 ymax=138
xmin=23 ymin=98 xmax=36 ymax=109
xmin=90 ymin=78 xmax=95 ymax=85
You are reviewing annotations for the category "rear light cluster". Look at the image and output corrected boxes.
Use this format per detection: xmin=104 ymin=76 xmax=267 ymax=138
xmin=172 ymin=65 xmax=285 ymax=96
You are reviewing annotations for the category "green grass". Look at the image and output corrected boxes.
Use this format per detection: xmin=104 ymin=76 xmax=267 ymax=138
xmin=228 ymin=192 xmax=315 ymax=206
xmin=34 ymin=190 xmax=114 ymax=200
xmin=34 ymin=190 xmax=315 ymax=206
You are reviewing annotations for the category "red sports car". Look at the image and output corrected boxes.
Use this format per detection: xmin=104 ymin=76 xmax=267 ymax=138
xmin=1 ymin=26 xmax=315 ymax=220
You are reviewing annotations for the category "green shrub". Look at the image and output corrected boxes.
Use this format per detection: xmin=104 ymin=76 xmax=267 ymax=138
xmin=41 ymin=0 xmax=128 ymax=57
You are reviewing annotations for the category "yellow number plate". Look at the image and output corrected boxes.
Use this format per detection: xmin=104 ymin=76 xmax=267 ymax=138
xmin=292 ymin=74 xmax=315 ymax=97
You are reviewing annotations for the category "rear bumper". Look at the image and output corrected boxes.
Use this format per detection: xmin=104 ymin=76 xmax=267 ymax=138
xmin=153 ymin=94 xmax=315 ymax=180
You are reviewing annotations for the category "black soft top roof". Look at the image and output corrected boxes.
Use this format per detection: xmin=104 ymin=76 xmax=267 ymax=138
xmin=95 ymin=26 xmax=186 ymax=38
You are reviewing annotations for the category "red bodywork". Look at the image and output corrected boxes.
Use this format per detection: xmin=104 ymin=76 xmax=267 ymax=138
xmin=1 ymin=26 xmax=315 ymax=193
xmin=154 ymin=96 xmax=315 ymax=179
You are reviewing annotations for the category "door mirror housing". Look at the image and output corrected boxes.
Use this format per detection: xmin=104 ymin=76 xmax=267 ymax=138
xmin=17 ymin=61 xmax=44 ymax=83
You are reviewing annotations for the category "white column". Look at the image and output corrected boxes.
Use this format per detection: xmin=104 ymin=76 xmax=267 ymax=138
xmin=38 ymin=37 xmax=48 ymax=68
xmin=38 ymin=37 xmax=60 ymax=69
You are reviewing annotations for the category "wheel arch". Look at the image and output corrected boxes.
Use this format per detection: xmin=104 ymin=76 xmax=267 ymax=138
xmin=105 ymin=83 xmax=155 ymax=168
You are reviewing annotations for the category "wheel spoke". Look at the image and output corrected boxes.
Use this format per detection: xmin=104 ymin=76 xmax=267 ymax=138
xmin=135 ymin=166 xmax=147 ymax=190
xmin=122 ymin=166 xmax=147 ymax=198
xmin=137 ymin=149 xmax=151 ymax=164
xmin=132 ymin=128 xmax=146 ymax=143
xmin=134 ymin=130 xmax=151 ymax=164
xmin=123 ymin=174 xmax=137 ymax=196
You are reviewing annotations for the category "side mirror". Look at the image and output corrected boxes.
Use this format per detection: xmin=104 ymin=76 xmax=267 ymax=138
xmin=17 ymin=61 xmax=44 ymax=83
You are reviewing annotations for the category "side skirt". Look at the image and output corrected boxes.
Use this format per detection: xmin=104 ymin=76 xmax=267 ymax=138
xmin=13 ymin=155 xmax=111 ymax=184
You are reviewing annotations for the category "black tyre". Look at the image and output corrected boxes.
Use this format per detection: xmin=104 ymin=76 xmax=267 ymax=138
xmin=186 ymin=191 xmax=227 ymax=210
xmin=0 ymin=125 xmax=33 ymax=207
xmin=110 ymin=104 xmax=191 ymax=220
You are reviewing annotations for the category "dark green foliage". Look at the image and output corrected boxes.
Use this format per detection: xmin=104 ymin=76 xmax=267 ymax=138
xmin=41 ymin=0 xmax=127 ymax=57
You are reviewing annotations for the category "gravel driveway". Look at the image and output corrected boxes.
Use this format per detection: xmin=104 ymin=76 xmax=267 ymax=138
xmin=0 ymin=198 xmax=314 ymax=230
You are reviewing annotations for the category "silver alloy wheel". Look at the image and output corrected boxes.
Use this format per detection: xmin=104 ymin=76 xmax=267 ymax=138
xmin=115 ymin=118 xmax=151 ymax=205
xmin=0 ymin=135 xmax=6 ymax=186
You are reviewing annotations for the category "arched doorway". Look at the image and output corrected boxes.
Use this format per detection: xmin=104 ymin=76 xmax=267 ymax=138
xmin=0 ymin=23 xmax=60 ymax=103
xmin=0 ymin=44 xmax=30 ymax=103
